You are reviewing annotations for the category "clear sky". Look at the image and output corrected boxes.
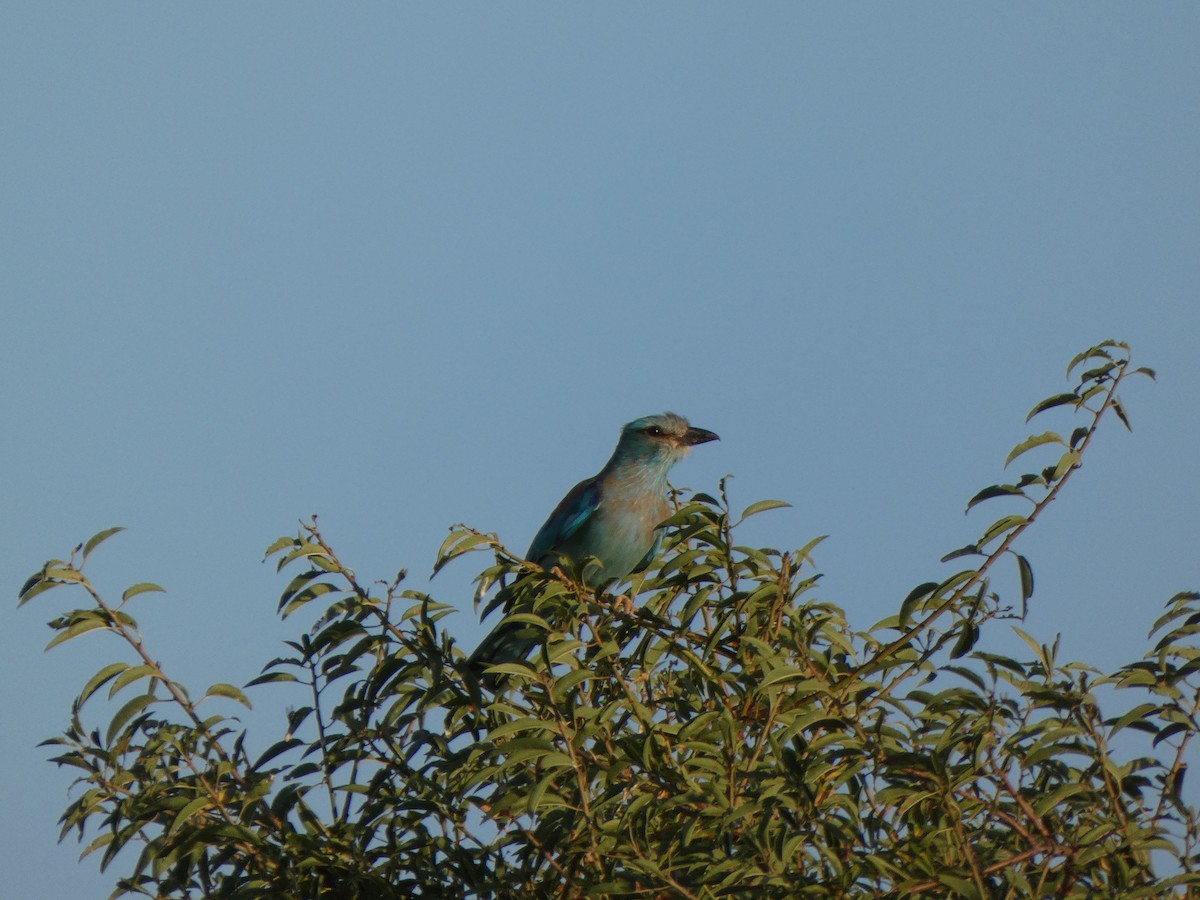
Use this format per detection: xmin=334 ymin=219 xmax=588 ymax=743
xmin=3 ymin=5 xmax=1197 ymax=896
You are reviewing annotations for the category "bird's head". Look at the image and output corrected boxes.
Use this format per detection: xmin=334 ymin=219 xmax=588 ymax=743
xmin=615 ymin=412 xmax=719 ymax=468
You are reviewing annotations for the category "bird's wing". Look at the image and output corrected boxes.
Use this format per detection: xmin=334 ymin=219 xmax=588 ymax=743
xmin=526 ymin=476 xmax=602 ymax=562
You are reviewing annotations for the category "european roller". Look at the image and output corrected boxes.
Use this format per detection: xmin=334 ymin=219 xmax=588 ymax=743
xmin=467 ymin=412 xmax=718 ymax=681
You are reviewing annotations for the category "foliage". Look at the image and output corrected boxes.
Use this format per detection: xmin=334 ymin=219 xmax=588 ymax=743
xmin=20 ymin=341 xmax=1200 ymax=898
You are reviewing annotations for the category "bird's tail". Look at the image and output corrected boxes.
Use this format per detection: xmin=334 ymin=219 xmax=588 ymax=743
xmin=464 ymin=618 xmax=542 ymax=691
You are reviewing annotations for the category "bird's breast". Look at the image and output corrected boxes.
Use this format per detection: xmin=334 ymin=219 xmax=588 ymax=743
xmin=575 ymin=493 xmax=670 ymax=583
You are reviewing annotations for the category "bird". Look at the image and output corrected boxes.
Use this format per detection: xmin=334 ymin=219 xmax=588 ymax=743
xmin=466 ymin=412 xmax=719 ymax=684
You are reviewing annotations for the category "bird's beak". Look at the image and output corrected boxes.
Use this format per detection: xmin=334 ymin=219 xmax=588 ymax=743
xmin=683 ymin=427 xmax=719 ymax=446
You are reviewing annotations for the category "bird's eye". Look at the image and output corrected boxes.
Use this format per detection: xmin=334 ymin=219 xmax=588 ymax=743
xmin=646 ymin=426 xmax=663 ymax=437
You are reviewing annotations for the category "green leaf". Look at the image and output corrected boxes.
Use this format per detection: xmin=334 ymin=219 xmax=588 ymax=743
xmin=169 ymin=796 xmax=213 ymax=835
xmin=78 ymin=831 xmax=115 ymax=861
xmin=108 ymin=664 xmax=159 ymax=699
xmin=245 ymin=671 xmax=300 ymax=687
xmin=940 ymin=544 xmax=980 ymax=563
xmin=263 ymin=535 xmax=298 ymax=559
xmin=78 ymin=662 xmax=130 ymax=706
xmin=900 ymin=582 xmax=938 ymax=627
xmin=757 ymin=667 xmax=823 ymax=690
xmin=17 ymin=575 xmax=67 ymax=607
xmin=487 ymin=718 xmax=557 ymax=741
xmin=279 ymin=581 xmax=340 ymax=618
xmin=526 ymin=770 xmax=566 ymax=815
xmin=106 ymin=693 xmax=158 ymax=745
xmin=1167 ymin=765 xmax=1187 ymax=810
xmin=1004 ymin=432 xmax=1065 ymax=468
xmin=1017 ymin=554 xmax=1034 ymax=602
xmin=737 ymin=499 xmax=792 ymax=522
xmin=1154 ymin=721 xmax=1190 ymax=748
xmin=82 ymin=526 xmax=125 ymax=561
xmin=1081 ymin=362 xmax=1118 ymax=382
xmin=1107 ymin=702 xmax=1161 ymax=735
xmin=253 ymin=738 xmax=305 ymax=770
xmin=950 ymin=622 xmax=979 ymax=659
xmin=498 ymin=612 xmax=552 ymax=631
xmin=205 ymin=683 xmax=252 ymax=709
xmin=550 ymin=669 xmax=594 ymax=702
xmin=480 ymin=662 xmax=537 ymax=680
xmin=274 ymin=543 xmax=334 ymax=573
xmin=1066 ymin=345 xmax=1113 ymax=380
xmin=1011 ymin=626 xmax=1043 ymax=659
xmin=121 ymin=582 xmax=165 ymax=602
xmin=979 ymin=514 xmax=1027 ymax=546
xmin=1033 ymin=782 xmax=1090 ymax=816
xmin=965 ymin=484 xmax=1025 ymax=511
xmin=1111 ymin=396 xmax=1132 ymax=431
xmin=45 ymin=612 xmax=112 ymax=650
xmin=433 ymin=529 xmax=497 ymax=576
xmin=794 ymin=533 xmax=828 ymax=566
xmin=1050 ymin=449 xmax=1080 ymax=482
xmin=1025 ymin=392 xmax=1079 ymax=421
xmin=18 ymin=570 xmax=47 ymax=601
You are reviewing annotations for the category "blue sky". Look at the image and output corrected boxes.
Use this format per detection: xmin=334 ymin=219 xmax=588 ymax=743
xmin=3 ymin=5 xmax=1197 ymax=895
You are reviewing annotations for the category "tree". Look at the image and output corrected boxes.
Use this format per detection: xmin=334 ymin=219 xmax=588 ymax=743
xmin=20 ymin=341 xmax=1199 ymax=898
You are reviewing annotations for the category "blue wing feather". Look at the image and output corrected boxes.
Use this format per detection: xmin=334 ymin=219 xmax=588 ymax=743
xmin=526 ymin=476 xmax=602 ymax=562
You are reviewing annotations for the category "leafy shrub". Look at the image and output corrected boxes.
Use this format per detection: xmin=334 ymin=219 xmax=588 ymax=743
xmin=22 ymin=341 xmax=1199 ymax=898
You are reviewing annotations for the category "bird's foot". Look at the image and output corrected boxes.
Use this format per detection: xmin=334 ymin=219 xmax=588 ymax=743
xmin=611 ymin=594 xmax=635 ymax=616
